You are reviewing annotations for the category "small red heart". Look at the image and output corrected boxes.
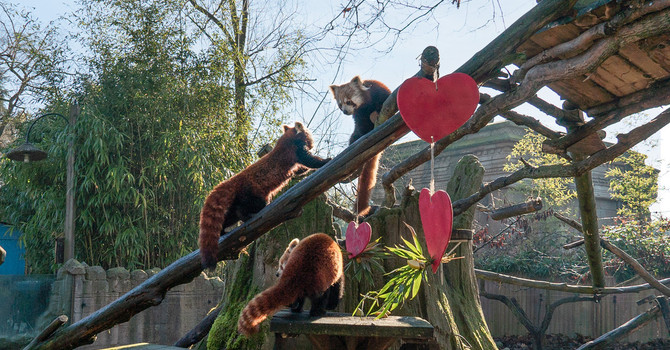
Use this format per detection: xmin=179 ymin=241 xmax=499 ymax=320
xmin=418 ymin=188 xmax=453 ymax=273
xmin=345 ymin=221 xmax=372 ymax=259
xmin=397 ymin=73 xmax=479 ymax=143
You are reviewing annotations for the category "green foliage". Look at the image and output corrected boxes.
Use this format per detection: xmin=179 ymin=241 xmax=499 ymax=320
xmin=503 ymin=130 xmax=576 ymax=207
xmin=601 ymin=217 xmax=670 ymax=282
xmin=1 ymin=0 xmax=312 ymax=273
xmin=355 ymin=224 xmax=428 ymax=318
xmin=605 ymin=151 xmax=658 ymax=221
xmin=343 ymin=237 xmax=386 ymax=286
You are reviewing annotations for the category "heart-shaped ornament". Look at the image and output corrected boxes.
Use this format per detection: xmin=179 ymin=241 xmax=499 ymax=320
xmin=397 ymin=73 xmax=479 ymax=143
xmin=418 ymin=188 xmax=454 ymax=273
xmin=345 ymin=221 xmax=372 ymax=259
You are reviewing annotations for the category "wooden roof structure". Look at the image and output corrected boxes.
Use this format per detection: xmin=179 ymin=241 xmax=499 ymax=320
xmin=515 ymin=0 xmax=670 ymax=115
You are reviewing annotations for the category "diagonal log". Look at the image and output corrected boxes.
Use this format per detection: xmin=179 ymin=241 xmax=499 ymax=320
xmin=576 ymin=297 xmax=665 ymax=350
xmin=553 ymin=214 xmax=670 ymax=297
xmin=600 ymin=239 xmax=670 ymax=297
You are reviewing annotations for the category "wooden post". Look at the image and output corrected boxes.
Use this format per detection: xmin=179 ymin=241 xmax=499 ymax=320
xmin=562 ymin=104 xmax=605 ymax=288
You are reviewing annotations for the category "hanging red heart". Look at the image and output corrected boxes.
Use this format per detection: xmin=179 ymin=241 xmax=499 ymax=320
xmin=418 ymin=188 xmax=453 ymax=273
xmin=345 ymin=221 xmax=372 ymax=259
xmin=397 ymin=73 xmax=479 ymax=143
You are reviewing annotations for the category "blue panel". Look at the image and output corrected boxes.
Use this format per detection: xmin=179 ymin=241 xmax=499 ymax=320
xmin=0 ymin=224 xmax=26 ymax=275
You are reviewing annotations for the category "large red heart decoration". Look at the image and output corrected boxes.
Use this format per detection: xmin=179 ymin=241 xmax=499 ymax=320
xmin=397 ymin=73 xmax=479 ymax=143
xmin=418 ymin=188 xmax=453 ymax=273
xmin=345 ymin=221 xmax=372 ymax=259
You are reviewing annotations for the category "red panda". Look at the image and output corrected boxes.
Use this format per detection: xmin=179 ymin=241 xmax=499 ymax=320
xmin=238 ymin=233 xmax=344 ymax=336
xmin=329 ymin=76 xmax=391 ymax=216
xmin=276 ymin=238 xmax=300 ymax=277
xmin=199 ymin=123 xmax=330 ymax=270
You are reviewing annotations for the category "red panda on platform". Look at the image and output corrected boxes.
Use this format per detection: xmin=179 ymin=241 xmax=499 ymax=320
xmin=238 ymin=233 xmax=344 ymax=337
xmin=329 ymin=76 xmax=391 ymax=216
xmin=198 ymin=123 xmax=330 ymax=270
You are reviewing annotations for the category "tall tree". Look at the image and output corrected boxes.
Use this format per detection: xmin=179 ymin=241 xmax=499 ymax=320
xmin=0 ymin=1 xmax=68 ymax=146
xmin=186 ymin=0 xmax=309 ymax=148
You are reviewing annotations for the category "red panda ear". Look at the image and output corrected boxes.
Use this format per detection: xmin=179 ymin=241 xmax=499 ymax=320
xmin=289 ymin=238 xmax=299 ymax=249
xmin=329 ymin=85 xmax=338 ymax=96
xmin=282 ymin=124 xmax=291 ymax=132
xmin=294 ymin=122 xmax=305 ymax=133
xmin=351 ymin=76 xmax=369 ymax=91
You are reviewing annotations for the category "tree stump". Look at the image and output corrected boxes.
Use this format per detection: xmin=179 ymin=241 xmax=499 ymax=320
xmin=347 ymin=155 xmax=495 ymax=350
xmin=205 ymin=195 xmax=336 ymax=350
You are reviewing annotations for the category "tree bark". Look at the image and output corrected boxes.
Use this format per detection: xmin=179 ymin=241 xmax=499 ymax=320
xmin=441 ymin=155 xmax=497 ymax=350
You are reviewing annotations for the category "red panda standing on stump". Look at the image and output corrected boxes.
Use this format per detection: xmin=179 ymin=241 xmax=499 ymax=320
xmin=329 ymin=76 xmax=391 ymax=216
xmin=198 ymin=122 xmax=330 ymax=270
xmin=238 ymin=233 xmax=344 ymax=336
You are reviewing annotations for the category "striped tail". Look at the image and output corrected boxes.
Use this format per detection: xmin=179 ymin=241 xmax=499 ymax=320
xmin=356 ymin=152 xmax=381 ymax=216
xmin=199 ymin=186 xmax=235 ymax=270
xmin=238 ymin=282 xmax=297 ymax=336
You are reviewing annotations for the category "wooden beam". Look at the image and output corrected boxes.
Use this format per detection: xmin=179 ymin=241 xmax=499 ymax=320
xmin=457 ymin=0 xmax=579 ymax=83
xmin=573 ymin=154 xmax=605 ymax=288
xmin=600 ymin=239 xmax=670 ymax=297
xmin=475 ymin=269 xmax=670 ymax=295
xmin=489 ymin=198 xmax=543 ymax=221
xmin=576 ymin=298 xmax=663 ymax=350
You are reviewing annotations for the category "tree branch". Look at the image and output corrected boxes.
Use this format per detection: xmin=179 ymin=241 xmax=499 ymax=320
xmin=383 ymin=2 xmax=670 ymax=204
xmin=476 ymin=269 xmax=670 ymax=295
xmin=451 ymin=107 xmax=670 ymax=216
xmin=576 ymin=297 xmax=664 ymax=350
xmin=600 ymin=239 xmax=670 ymax=297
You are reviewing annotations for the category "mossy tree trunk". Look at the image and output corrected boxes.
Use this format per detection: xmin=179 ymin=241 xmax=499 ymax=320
xmin=442 ymin=155 xmax=496 ymax=350
xmin=206 ymin=195 xmax=336 ymax=350
xmin=345 ymin=155 xmax=495 ymax=350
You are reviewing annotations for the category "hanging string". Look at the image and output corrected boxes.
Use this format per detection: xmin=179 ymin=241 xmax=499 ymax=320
xmin=430 ymin=136 xmax=435 ymax=194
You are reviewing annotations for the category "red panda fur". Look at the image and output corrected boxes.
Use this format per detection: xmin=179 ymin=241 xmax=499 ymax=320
xmin=238 ymin=233 xmax=344 ymax=337
xmin=199 ymin=123 xmax=330 ymax=269
xmin=329 ymin=76 xmax=391 ymax=216
xmin=276 ymin=238 xmax=299 ymax=277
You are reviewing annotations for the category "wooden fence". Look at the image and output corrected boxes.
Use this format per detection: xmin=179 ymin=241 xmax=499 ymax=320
xmin=479 ymin=279 xmax=667 ymax=342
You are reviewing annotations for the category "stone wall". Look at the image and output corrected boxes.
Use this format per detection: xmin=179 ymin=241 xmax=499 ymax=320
xmin=38 ymin=259 xmax=223 ymax=349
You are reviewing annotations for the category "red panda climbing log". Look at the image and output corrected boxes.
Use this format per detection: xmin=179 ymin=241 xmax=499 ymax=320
xmin=238 ymin=233 xmax=344 ymax=336
xmin=198 ymin=123 xmax=330 ymax=270
xmin=329 ymin=76 xmax=391 ymax=216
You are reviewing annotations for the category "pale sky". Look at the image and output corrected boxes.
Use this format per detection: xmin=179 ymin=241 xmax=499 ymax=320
xmin=19 ymin=0 xmax=670 ymax=216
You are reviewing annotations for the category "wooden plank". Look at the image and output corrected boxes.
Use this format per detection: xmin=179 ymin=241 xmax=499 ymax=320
xmin=549 ymin=77 xmax=615 ymax=109
xmin=270 ymin=311 xmax=434 ymax=339
xmin=619 ymin=42 xmax=670 ymax=80
xmin=99 ymin=344 xmax=183 ymax=350
xmin=601 ymin=55 xmax=650 ymax=86
xmin=589 ymin=65 xmax=636 ymax=97
xmin=528 ymin=23 xmax=583 ymax=53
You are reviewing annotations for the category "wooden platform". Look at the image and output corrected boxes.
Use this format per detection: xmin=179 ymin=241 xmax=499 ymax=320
xmin=270 ymin=310 xmax=435 ymax=350
xmin=99 ymin=343 xmax=183 ymax=350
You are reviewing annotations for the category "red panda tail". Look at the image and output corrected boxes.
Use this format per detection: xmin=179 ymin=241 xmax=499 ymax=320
xmin=356 ymin=152 xmax=381 ymax=216
xmin=199 ymin=186 xmax=235 ymax=270
xmin=238 ymin=282 xmax=298 ymax=336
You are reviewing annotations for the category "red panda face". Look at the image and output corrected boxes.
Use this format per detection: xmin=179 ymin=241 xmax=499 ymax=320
xmin=329 ymin=76 xmax=370 ymax=116
xmin=280 ymin=122 xmax=315 ymax=150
